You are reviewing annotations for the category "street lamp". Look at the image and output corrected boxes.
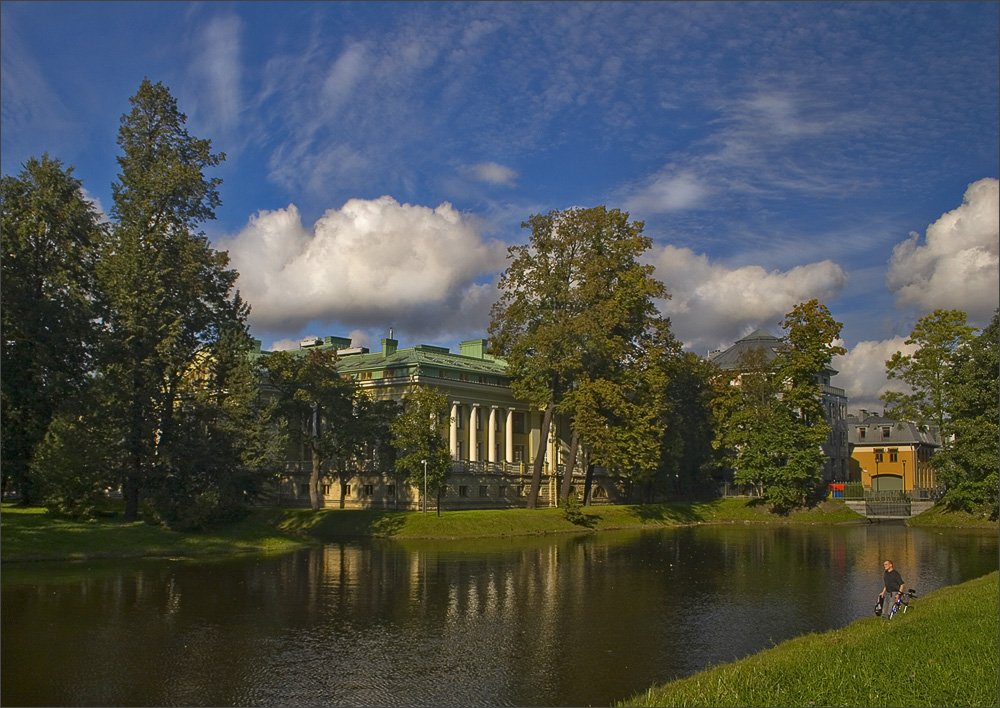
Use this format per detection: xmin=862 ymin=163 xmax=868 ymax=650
xmin=902 ymin=459 xmax=906 ymax=494
xmin=421 ymin=459 xmax=428 ymax=514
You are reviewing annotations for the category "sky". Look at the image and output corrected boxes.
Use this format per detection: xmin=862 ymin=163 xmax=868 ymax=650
xmin=3 ymin=1 xmax=998 ymax=415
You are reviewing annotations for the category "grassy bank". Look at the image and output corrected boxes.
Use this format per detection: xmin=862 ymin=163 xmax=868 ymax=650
xmin=256 ymin=497 xmax=865 ymax=541
xmin=5 ymin=498 xmax=995 ymax=563
xmin=2 ymin=498 xmax=861 ymax=562
xmin=0 ymin=504 xmax=310 ymax=562
xmin=905 ymin=503 xmax=999 ymax=528
xmin=621 ymin=571 xmax=1000 ymax=707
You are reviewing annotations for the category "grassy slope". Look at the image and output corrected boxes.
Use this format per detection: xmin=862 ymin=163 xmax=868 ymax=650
xmin=621 ymin=571 xmax=1000 ymax=708
xmin=0 ymin=504 xmax=309 ymax=562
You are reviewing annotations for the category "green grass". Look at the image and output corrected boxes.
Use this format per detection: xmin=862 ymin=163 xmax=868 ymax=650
xmin=906 ymin=503 xmax=999 ymax=529
xmin=255 ymin=497 xmax=866 ymax=541
xmin=0 ymin=504 xmax=310 ymax=562
xmin=620 ymin=571 xmax=1000 ymax=708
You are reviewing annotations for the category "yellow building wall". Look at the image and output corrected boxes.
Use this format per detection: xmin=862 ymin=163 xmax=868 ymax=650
xmin=850 ymin=445 xmax=935 ymax=492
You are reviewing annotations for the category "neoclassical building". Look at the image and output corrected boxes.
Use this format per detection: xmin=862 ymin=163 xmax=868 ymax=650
xmin=261 ymin=335 xmax=621 ymax=509
xmin=708 ymin=329 xmax=850 ymax=482
xmin=843 ymin=410 xmax=940 ymax=495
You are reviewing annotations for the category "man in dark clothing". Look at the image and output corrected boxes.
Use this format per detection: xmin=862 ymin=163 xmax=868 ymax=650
xmin=880 ymin=560 xmax=905 ymax=606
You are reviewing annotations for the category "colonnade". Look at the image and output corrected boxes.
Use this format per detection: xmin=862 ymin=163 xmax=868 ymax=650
xmin=447 ymin=401 xmax=560 ymax=467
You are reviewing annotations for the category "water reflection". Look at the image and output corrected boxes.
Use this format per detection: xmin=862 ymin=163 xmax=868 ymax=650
xmin=3 ymin=525 xmax=997 ymax=706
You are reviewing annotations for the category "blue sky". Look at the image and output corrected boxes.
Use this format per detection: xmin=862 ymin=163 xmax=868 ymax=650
xmin=3 ymin=1 xmax=998 ymax=413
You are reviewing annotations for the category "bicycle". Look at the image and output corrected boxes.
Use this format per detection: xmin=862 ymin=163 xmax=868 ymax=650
xmin=886 ymin=589 xmax=917 ymax=619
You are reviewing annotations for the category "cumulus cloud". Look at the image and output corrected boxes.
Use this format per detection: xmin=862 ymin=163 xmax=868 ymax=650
xmin=220 ymin=196 xmax=508 ymax=339
xmin=469 ymin=161 xmax=518 ymax=186
xmin=647 ymin=244 xmax=847 ymax=353
xmin=887 ymin=178 xmax=999 ymax=322
xmin=832 ymin=337 xmax=917 ymax=416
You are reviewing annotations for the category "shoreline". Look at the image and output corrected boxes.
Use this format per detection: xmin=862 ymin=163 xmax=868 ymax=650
xmin=2 ymin=499 xmax=995 ymax=564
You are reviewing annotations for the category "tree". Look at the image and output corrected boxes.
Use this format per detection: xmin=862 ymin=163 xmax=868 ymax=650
xmin=712 ymin=301 xmax=844 ymax=513
xmin=262 ymin=348 xmax=361 ymax=511
xmin=932 ymin=312 xmax=998 ymax=517
xmin=881 ymin=309 xmax=977 ymax=442
xmin=96 ymin=79 xmax=241 ymax=520
xmin=390 ymin=386 xmax=452 ymax=514
xmin=140 ymin=327 xmax=286 ymax=529
xmin=489 ymin=206 xmax=667 ymax=507
xmin=657 ymin=351 xmax=719 ymax=498
xmin=1 ymin=155 xmax=103 ymax=503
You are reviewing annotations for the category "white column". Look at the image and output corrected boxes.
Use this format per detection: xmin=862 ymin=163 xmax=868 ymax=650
xmin=505 ymin=409 xmax=514 ymax=463
xmin=488 ymin=407 xmax=498 ymax=463
xmin=450 ymin=401 xmax=460 ymax=458
xmin=469 ymin=405 xmax=479 ymax=462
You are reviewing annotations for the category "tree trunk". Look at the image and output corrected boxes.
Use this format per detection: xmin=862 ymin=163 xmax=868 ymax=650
xmin=560 ymin=429 xmax=580 ymax=502
xmin=309 ymin=452 xmax=321 ymax=511
xmin=527 ymin=397 xmax=555 ymax=509
xmin=583 ymin=462 xmax=595 ymax=506
xmin=309 ymin=405 xmax=321 ymax=511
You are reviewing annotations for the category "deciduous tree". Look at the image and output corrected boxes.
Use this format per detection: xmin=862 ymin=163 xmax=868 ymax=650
xmin=881 ymin=308 xmax=978 ymax=442
xmin=390 ymin=386 xmax=452 ymax=514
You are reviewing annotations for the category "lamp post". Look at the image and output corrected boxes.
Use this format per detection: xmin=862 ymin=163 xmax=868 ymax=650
xmin=421 ymin=459 xmax=427 ymax=514
xmin=875 ymin=455 xmax=880 ymax=493
xmin=902 ymin=459 xmax=906 ymax=494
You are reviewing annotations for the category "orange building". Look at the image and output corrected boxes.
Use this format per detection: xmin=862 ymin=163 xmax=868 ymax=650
xmin=845 ymin=410 xmax=941 ymax=494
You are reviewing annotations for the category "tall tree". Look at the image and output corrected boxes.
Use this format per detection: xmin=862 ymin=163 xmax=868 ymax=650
xmin=1 ymin=155 xmax=103 ymax=503
xmin=712 ymin=301 xmax=844 ymax=512
xmin=262 ymin=348 xmax=360 ymax=511
xmin=390 ymin=386 xmax=452 ymax=514
xmin=881 ymin=309 xmax=978 ymax=442
xmin=97 ymin=79 xmax=241 ymax=520
xmin=932 ymin=312 xmax=998 ymax=517
xmin=489 ymin=206 xmax=667 ymax=508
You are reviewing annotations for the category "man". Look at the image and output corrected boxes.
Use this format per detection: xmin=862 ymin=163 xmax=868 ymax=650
xmin=880 ymin=560 xmax=905 ymax=606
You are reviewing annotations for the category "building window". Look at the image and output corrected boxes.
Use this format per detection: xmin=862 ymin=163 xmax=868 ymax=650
xmin=498 ymin=485 xmax=507 ymax=498
xmin=456 ymin=406 xmax=464 ymax=429
xmin=479 ymin=485 xmax=488 ymax=497
xmin=513 ymin=412 xmax=525 ymax=434
xmin=514 ymin=446 xmax=525 ymax=463
xmin=459 ymin=485 xmax=468 ymax=497
xmin=889 ymin=450 xmax=898 ymax=463
xmin=387 ymin=484 xmax=395 ymax=497
xmin=875 ymin=451 xmax=883 ymax=463
xmin=363 ymin=484 xmax=374 ymax=497
xmin=476 ymin=411 xmax=483 ymax=430
xmin=359 ymin=371 xmax=372 ymax=381
xmin=882 ymin=426 xmax=891 ymax=439
xmin=342 ymin=483 xmax=351 ymax=497
xmin=858 ymin=427 xmax=866 ymax=441
xmin=322 ymin=484 xmax=331 ymax=495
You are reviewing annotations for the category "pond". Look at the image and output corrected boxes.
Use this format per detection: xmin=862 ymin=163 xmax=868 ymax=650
xmin=2 ymin=523 xmax=997 ymax=706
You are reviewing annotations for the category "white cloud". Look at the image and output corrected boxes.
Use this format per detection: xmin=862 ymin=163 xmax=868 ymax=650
xmin=647 ymin=244 xmax=847 ymax=353
xmin=220 ymin=196 xmax=508 ymax=338
xmin=887 ymin=178 xmax=999 ymax=322
xmin=188 ymin=14 xmax=243 ymax=133
xmin=624 ymin=171 xmax=710 ymax=214
xmin=469 ymin=162 xmax=518 ymax=186
xmin=832 ymin=337 xmax=917 ymax=416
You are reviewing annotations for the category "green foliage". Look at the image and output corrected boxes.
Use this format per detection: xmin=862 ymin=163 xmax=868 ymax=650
xmin=262 ymin=348 xmax=364 ymax=511
xmin=713 ymin=301 xmax=843 ymax=513
xmin=390 ymin=386 xmax=451 ymax=511
xmin=31 ymin=379 xmax=125 ymax=520
xmin=97 ymin=78 xmax=241 ymax=521
xmin=658 ymin=351 xmax=720 ymax=497
xmin=933 ymin=312 xmax=999 ymax=518
xmin=141 ymin=330 xmax=286 ymax=530
xmin=490 ymin=205 xmax=673 ymax=506
xmin=1 ymin=155 xmax=103 ymax=503
xmin=881 ymin=308 xmax=977 ymax=439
